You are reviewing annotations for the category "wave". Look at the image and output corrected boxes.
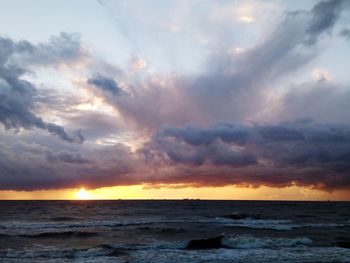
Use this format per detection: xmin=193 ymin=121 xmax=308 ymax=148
xmin=100 ymin=235 xmax=314 ymax=251
xmin=0 ymin=231 xmax=98 ymax=239
xmin=0 ymin=246 xmax=118 ymax=260
xmin=337 ymin=241 xmax=350 ymax=249
xmin=0 ymin=235 xmax=313 ymax=260
xmin=1 ymin=218 xmax=349 ymax=234
xmin=49 ymin=216 xmax=78 ymax=221
xmin=302 ymin=222 xmax=350 ymax=228
xmin=0 ymin=220 xmax=118 ymax=230
xmin=221 ymin=235 xmax=312 ymax=249
xmin=214 ymin=217 xmax=298 ymax=230
xmin=2 ymin=241 xmax=350 ymax=263
xmin=0 ymin=220 xmax=184 ymax=230
xmin=222 ymin=212 xmax=261 ymax=220
xmin=0 ymin=218 xmax=296 ymax=232
xmin=185 ymin=235 xmax=312 ymax=250
xmin=130 ymin=247 xmax=350 ymax=263
xmin=97 ymin=241 xmax=188 ymax=251
xmin=215 ymin=217 xmax=350 ymax=231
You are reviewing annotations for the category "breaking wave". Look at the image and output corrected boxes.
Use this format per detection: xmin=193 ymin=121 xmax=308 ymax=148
xmin=221 ymin=235 xmax=312 ymax=249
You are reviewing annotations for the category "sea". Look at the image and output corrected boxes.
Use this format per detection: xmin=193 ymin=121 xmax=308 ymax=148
xmin=0 ymin=200 xmax=349 ymax=262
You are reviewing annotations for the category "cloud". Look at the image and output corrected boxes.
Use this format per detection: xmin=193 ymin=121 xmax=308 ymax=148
xmin=65 ymin=111 xmax=124 ymax=140
xmin=1 ymin=120 xmax=349 ymax=192
xmin=16 ymin=142 xmax=91 ymax=164
xmin=129 ymin=56 xmax=147 ymax=71
xmin=340 ymin=28 xmax=350 ymax=40
xmin=13 ymin=32 xmax=86 ymax=66
xmin=312 ymin=68 xmax=332 ymax=82
xmin=141 ymin=121 xmax=350 ymax=191
xmin=88 ymin=74 xmax=126 ymax=96
xmin=0 ymin=140 xmax=141 ymax=190
xmin=278 ymin=81 xmax=350 ymax=123
xmin=0 ymin=34 xmax=85 ymax=143
xmin=306 ymin=0 xmax=347 ymax=44
xmin=45 ymin=150 xmax=92 ymax=164
xmin=158 ymin=124 xmax=250 ymax=146
xmin=1 ymin=0 xmax=350 ymax=194
xmin=85 ymin=0 xmax=349 ymax=132
xmin=238 ymin=16 xmax=255 ymax=23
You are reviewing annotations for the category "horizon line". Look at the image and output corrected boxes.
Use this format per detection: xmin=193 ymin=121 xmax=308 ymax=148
xmin=0 ymin=199 xmax=348 ymax=202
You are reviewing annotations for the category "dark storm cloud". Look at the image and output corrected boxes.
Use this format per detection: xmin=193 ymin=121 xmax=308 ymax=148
xmin=159 ymin=124 xmax=250 ymax=146
xmin=13 ymin=32 xmax=84 ymax=66
xmin=15 ymin=142 xmax=91 ymax=164
xmin=0 ymin=34 xmax=85 ymax=143
xmin=152 ymin=129 xmax=256 ymax=167
xmin=340 ymin=28 xmax=350 ymax=40
xmin=45 ymin=150 xmax=91 ymax=164
xmin=305 ymin=0 xmax=347 ymax=44
xmin=0 ymin=141 xmax=142 ymax=191
xmin=258 ymin=125 xmax=305 ymax=141
xmin=88 ymin=74 xmax=126 ymax=96
xmin=141 ymin=121 xmax=350 ymax=190
xmin=1 ymin=121 xmax=350 ymax=191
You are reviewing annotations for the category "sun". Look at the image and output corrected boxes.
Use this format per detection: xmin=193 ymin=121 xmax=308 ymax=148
xmin=75 ymin=188 xmax=91 ymax=200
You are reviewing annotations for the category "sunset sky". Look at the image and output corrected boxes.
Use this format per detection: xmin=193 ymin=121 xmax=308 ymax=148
xmin=1 ymin=0 xmax=350 ymax=200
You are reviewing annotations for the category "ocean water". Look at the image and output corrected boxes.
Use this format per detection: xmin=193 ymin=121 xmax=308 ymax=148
xmin=0 ymin=200 xmax=349 ymax=262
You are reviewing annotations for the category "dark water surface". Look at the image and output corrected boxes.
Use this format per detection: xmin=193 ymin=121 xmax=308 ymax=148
xmin=0 ymin=200 xmax=349 ymax=262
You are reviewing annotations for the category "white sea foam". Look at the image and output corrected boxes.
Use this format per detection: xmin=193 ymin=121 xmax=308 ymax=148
xmin=102 ymin=241 xmax=188 ymax=251
xmin=221 ymin=235 xmax=312 ymax=249
xmin=214 ymin=217 xmax=298 ymax=230
xmin=130 ymin=247 xmax=350 ymax=263
xmin=213 ymin=217 xmax=350 ymax=231
xmin=302 ymin=222 xmax=350 ymax=228
xmin=98 ymin=235 xmax=312 ymax=251
xmin=1 ymin=238 xmax=350 ymax=263
xmin=0 ymin=245 xmax=121 ymax=261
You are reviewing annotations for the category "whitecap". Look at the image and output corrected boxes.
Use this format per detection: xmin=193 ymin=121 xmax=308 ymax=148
xmin=221 ymin=235 xmax=312 ymax=249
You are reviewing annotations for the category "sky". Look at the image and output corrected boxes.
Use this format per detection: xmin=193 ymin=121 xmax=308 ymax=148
xmin=1 ymin=0 xmax=350 ymax=200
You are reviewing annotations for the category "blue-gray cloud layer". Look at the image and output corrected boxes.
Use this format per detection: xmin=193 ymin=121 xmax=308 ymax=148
xmin=0 ymin=33 xmax=84 ymax=143
xmin=1 ymin=120 xmax=350 ymax=191
xmin=144 ymin=121 xmax=350 ymax=190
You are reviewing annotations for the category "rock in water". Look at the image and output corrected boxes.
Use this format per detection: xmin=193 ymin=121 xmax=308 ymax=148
xmin=337 ymin=242 xmax=350 ymax=249
xmin=226 ymin=213 xmax=248 ymax=220
xmin=186 ymin=235 xmax=227 ymax=249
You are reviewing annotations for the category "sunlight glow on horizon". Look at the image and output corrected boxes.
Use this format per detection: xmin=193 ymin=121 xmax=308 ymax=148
xmin=0 ymin=185 xmax=349 ymax=201
xmin=75 ymin=188 xmax=91 ymax=200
